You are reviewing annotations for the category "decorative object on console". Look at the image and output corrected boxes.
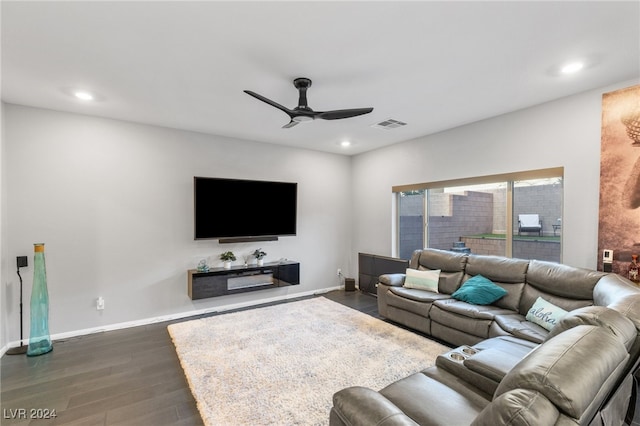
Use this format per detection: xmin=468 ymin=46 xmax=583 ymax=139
xmin=628 ymin=254 xmax=639 ymax=282
xmin=252 ymin=248 xmax=267 ymax=266
xmin=196 ymin=259 xmax=209 ymax=273
xmin=219 ymin=251 xmax=236 ymax=270
xmin=27 ymin=243 xmax=53 ymax=357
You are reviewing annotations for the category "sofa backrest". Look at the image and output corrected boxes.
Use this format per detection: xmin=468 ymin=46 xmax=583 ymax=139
xmin=407 ymin=249 xmax=640 ymax=328
xmin=494 ymin=325 xmax=629 ymax=424
xmin=519 ymin=260 xmax=602 ymax=315
xmin=410 ymin=249 xmax=467 ymax=294
xmin=464 ymin=254 xmax=529 ymax=312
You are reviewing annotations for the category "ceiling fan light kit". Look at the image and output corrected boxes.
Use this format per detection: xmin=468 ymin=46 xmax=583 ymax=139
xmin=244 ymin=77 xmax=373 ymax=128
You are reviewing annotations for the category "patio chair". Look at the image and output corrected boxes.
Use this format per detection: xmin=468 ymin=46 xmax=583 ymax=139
xmin=518 ymin=214 xmax=542 ymax=236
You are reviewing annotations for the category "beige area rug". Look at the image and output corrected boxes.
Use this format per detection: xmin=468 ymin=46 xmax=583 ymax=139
xmin=168 ymin=297 xmax=448 ymax=425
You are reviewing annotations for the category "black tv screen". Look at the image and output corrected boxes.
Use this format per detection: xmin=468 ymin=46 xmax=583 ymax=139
xmin=194 ymin=177 xmax=297 ymax=240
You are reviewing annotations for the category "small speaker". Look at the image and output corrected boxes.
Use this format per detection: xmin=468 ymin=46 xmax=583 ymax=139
xmin=16 ymin=256 xmax=28 ymax=268
xmin=344 ymin=278 xmax=356 ymax=292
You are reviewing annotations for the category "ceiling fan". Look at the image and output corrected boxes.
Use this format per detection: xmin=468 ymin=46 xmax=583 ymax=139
xmin=244 ymin=78 xmax=374 ymax=128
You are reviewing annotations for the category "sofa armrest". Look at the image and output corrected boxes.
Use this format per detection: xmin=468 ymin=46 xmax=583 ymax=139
xmin=594 ymin=274 xmax=640 ymax=329
xmin=331 ymin=386 xmax=419 ymax=426
xmin=379 ymin=273 xmax=406 ymax=287
xmin=464 ymin=348 xmax=526 ymax=382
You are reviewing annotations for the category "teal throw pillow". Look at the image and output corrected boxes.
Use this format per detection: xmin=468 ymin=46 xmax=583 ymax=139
xmin=451 ymin=275 xmax=508 ymax=305
xmin=526 ymin=297 xmax=568 ymax=331
xmin=403 ymin=268 xmax=440 ymax=293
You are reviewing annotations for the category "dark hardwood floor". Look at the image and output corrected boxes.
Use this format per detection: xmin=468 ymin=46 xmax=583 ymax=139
xmin=3 ymin=290 xmax=639 ymax=425
xmin=0 ymin=290 xmax=378 ymax=426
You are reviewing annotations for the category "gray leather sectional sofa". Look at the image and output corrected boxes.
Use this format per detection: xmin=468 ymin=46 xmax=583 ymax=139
xmin=330 ymin=248 xmax=640 ymax=425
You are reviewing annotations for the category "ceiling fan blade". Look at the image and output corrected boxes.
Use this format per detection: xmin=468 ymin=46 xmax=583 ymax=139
xmin=317 ymin=108 xmax=374 ymax=120
xmin=282 ymin=120 xmax=300 ymax=129
xmin=244 ymin=90 xmax=294 ymax=116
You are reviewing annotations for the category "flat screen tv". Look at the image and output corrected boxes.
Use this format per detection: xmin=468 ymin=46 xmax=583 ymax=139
xmin=194 ymin=177 xmax=297 ymax=241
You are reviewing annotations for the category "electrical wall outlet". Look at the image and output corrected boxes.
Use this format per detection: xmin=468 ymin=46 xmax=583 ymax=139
xmin=337 ymin=268 xmax=342 ymax=276
xmin=16 ymin=256 xmax=28 ymax=268
xmin=97 ymin=297 xmax=105 ymax=310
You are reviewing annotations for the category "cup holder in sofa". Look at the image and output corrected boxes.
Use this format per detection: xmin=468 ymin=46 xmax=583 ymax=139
xmin=462 ymin=346 xmax=478 ymax=356
xmin=447 ymin=345 xmax=479 ymax=362
xmin=449 ymin=352 xmax=466 ymax=361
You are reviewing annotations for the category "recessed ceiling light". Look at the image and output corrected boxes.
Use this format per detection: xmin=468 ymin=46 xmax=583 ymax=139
xmin=74 ymin=91 xmax=95 ymax=101
xmin=560 ymin=62 xmax=584 ymax=74
xmin=340 ymin=141 xmax=351 ymax=147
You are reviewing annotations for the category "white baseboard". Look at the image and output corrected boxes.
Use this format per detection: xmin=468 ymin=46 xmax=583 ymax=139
xmin=1 ymin=286 xmax=342 ymax=357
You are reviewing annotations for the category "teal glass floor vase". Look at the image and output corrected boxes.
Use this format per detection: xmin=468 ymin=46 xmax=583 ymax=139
xmin=27 ymin=243 xmax=53 ymax=356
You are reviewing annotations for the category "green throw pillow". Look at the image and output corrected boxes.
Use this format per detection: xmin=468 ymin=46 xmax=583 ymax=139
xmin=526 ymin=297 xmax=568 ymax=331
xmin=403 ymin=268 xmax=440 ymax=293
xmin=451 ymin=275 xmax=508 ymax=305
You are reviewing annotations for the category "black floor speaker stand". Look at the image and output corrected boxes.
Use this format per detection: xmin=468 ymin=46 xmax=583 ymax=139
xmin=7 ymin=257 xmax=28 ymax=355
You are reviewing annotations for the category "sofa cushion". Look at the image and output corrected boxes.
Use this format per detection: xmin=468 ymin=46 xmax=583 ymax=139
xmin=452 ymin=275 xmax=508 ymax=305
xmin=525 ymin=297 xmax=568 ymax=331
xmin=496 ymin=325 xmax=629 ymax=420
xmin=380 ymin=370 xmax=490 ymax=426
xmin=471 ymin=389 xmax=560 ymax=426
xmin=431 ymin=299 xmax=514 ymax=339
xmin=387 ymin=287 xmax=450 ymax=317
xmin=403 ymin=268 xmax=440 ymax=292
xmin=545 ymin=305 xmax=637 ymax=350
xmin=433 ymin=299 xmax=514 ymax=320
xmin=493 ymin=314 xmax=548 ymax=343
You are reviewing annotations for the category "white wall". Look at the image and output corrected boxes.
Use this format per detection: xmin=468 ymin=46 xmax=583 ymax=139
xmin=3 ymin=79 xmax=637 ymax=350
xmin=1 ymin=101 xmax=5 ymax=349
xmin=351 ymin=79 xmax=639 ymax=271
xmin=1 ymin=105 xmax=352 ymax=347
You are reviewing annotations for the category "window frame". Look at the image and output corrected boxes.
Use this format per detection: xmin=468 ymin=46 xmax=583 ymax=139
xmin=394 ymin=167 xmax=563 ymax=259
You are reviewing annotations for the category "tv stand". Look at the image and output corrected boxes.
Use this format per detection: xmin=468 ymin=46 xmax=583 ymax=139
xmin=187 ymin=261 xmax=300 ymax=300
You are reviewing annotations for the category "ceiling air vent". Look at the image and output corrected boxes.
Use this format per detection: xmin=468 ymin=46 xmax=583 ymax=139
xmin=372 ymin=118 xmax=407 ymax=130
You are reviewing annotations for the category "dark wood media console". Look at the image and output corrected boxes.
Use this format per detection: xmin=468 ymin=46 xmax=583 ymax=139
xmin=187 ymin=261 xmax=300 ymax=300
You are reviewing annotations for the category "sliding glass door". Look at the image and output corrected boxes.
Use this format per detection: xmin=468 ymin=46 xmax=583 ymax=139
xmin=396 ymin=169 xmax=562 ymax=262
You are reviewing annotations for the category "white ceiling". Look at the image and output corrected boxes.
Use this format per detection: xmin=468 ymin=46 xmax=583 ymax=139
xmin=2 ymin=1 xmax=639 ymax=155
